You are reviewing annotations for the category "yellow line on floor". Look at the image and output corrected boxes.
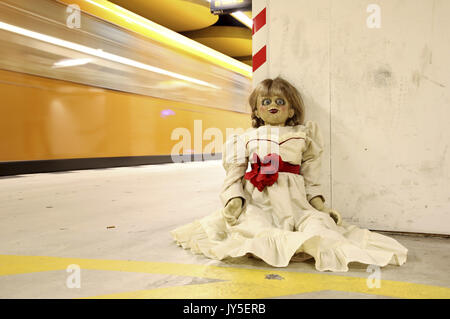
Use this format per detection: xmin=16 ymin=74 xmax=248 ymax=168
xmin=89 ymin=281 xmax=323 ymax=299
xmin=1 ymin=254 xmax=449 ymax=299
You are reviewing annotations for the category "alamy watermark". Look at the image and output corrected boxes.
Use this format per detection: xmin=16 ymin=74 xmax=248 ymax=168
xmin=366 ymin=4 xmax=381 ymax=29
xmin=66 ymin=264 xmax=81 ymax=288
xmin=66 ymin=4 xmax=81 ymax=29
xmin=170 ymin=120 xmax=281 ymax=170
xmin=366 ymin=264 xmax=381 ymax=288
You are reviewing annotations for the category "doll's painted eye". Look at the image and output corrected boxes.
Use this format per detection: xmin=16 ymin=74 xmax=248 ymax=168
xmin=262 ymin=98 xmax=271 ymax=106
xmin=275 ymin=98 xmax=285 ymax=106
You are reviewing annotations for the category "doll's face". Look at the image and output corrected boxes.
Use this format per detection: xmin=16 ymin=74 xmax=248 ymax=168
xmin=256 ymin=94 xmax=295 ymax=126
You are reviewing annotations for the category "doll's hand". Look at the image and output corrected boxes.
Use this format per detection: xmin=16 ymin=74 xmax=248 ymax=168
xmin=222 ymin=197 xmax=244 ymax=226
xmin=309 ymin=196 xmax=342 ymax=225
xmin=327 ymin=208 xmax=342 ymax=226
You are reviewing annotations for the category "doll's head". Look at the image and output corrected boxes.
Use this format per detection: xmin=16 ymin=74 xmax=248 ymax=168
xmin=249 ymin=77 xmax=305 ymax=128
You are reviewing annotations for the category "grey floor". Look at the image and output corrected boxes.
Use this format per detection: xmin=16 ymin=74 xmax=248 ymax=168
xmin=0 ymin=161 xmax=449 ymax=299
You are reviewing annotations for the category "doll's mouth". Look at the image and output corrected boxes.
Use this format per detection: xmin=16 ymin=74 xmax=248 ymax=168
xmin=268 ymin=108 xmax=279 ymax=114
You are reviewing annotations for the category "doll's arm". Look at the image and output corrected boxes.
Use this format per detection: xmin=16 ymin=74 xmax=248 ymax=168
xmin=223 ymin=197 xmax=244 ymax=226
xmin=302 ymin=122 xmax=342 ymax=225
xmin=220 ymin=135 xmax=248 ymax=225
xmin=309 ymin=196 xmax=325 ymax=211
xmin=301 ymin=121 xmax=325 ymax=203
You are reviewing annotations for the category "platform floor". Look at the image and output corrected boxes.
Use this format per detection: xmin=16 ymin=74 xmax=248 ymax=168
xmin=0 ymin=161 xmax=449 ymax=299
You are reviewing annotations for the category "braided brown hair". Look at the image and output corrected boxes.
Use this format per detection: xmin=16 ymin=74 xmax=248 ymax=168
xmin=248 ymin=77 xmax=305 ymax=128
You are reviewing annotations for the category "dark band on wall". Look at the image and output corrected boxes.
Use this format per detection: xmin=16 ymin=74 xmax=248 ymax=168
xmin=0 ymin=154 xmax=222 ymax=176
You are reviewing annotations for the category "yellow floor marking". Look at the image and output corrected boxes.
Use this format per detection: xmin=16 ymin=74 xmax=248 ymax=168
xmin=1 ymin=254 xmax=449 ymax=299
xmin=90 ymin=279 xmax=322 ymax=299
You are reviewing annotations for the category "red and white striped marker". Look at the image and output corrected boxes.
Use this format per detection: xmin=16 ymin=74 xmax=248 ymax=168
xmin=252 ymin=0 xmax=268 ymax=86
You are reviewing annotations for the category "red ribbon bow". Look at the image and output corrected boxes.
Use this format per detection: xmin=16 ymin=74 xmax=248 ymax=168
xmin=244 ymin=153 xmax=282 ymax=192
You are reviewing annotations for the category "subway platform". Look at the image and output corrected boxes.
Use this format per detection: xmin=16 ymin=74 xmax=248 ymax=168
xmin=0 ymin=161 xmax=449 ymax=299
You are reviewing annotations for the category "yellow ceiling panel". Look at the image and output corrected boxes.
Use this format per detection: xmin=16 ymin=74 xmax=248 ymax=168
xmin=183 ymin=26 xmax=251 ymax=57
xmin=109 ymin=0 xmax=218 ymax=32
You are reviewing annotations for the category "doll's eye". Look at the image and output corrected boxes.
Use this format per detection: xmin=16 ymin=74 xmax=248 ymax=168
xmin=262 ymin=98 xmax=271 ymax=106
xmin=275 ymin=98 xmax=285 ymax=105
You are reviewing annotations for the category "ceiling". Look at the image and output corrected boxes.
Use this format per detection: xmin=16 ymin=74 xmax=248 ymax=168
xmin=109 ymin=0 xmax=252 ymax=66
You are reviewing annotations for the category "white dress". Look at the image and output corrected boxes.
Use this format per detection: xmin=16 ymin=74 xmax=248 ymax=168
xmin=171 ymin=121 xmax=408 ymax=272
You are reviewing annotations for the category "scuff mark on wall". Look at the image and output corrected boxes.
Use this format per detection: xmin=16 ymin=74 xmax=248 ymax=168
xmin=412 ymin=72 xmax=446 ymax=88
xmin=279 ymin=14 xmax=290 ymax=72
xmin=373 ymin=66 xmax=393 ymax=88
xmin=421 ymin=75 xmax=446 ymax=88
xmin=418 ymin=145 xmax=448 ymax=178
xmin=412 ymin=45 xmax=434 ymax=87
xmin=412 ymin=71 xmax=422 ymax=87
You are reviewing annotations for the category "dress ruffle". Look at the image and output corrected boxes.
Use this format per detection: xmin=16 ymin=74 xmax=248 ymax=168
xmin=171 ymin=209 xmax=407 ymax=272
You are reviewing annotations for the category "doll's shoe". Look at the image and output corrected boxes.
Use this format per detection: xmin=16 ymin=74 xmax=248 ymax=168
xmin=290 ymin=252 xmax=314 ymax=262
xmin=246 ymin=253 xmax=262 ymax=261
xmin=247 ymin=252 xmax=313 ymax=263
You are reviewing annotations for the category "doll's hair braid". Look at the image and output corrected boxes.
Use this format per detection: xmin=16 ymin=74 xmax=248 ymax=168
xmin=248 ymin=77 xmax=305 ymax=128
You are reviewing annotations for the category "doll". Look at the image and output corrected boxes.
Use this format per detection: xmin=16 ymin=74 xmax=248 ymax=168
xmin=171 ymin=77 xmax=407 ymax=272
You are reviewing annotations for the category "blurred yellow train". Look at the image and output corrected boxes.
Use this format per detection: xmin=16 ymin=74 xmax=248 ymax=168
xmin=0 ymin=0 xmax=252 ymax=175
